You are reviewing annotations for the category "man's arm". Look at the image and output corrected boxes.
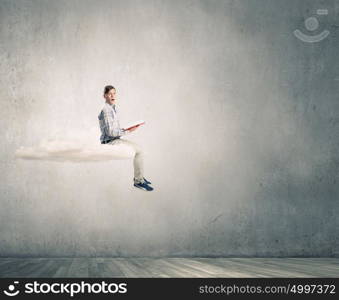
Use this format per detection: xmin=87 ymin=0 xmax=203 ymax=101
xmin=101 ymin=110 xmax=127 ymax=138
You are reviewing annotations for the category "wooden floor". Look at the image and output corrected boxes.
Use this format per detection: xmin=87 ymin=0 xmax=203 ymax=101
xmin=0 ymin=258 xmax=338 ymax=278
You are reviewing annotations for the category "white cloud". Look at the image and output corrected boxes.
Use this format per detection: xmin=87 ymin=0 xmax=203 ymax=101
xmin=15 ymin=139 xmax=135 ymax=162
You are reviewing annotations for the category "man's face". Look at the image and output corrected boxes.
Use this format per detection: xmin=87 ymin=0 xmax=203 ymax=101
xmin=104 ymin=88 xmax=116 ymax=105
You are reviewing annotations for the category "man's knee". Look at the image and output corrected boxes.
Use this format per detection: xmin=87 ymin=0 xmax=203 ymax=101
xmin=135 ymin=145 xmax=144 ymax=156
xmin=129 ymin=141 xmax=143 ymax=155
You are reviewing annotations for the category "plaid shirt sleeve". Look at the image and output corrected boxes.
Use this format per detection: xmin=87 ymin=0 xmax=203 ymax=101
xmin=100 ymin=109 xmax=126 ymax=138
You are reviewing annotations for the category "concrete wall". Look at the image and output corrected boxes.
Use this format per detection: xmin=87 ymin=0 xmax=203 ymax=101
xmin=0 ymin=0 xmax=338 ymax=257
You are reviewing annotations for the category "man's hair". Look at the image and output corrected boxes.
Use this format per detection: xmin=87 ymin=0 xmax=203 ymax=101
xmin=104 ymin=85 xmax=115 ymax=95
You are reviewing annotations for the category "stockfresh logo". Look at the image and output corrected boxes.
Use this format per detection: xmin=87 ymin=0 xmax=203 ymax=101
xmin=3 ymin=280 xmax=127 ymax=297
xmin=3 ymin=281 xmax=20 ymax=297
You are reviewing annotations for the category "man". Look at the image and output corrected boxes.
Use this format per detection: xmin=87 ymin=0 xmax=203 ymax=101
xmin=98 ymin=85 xmax=153 ymax=191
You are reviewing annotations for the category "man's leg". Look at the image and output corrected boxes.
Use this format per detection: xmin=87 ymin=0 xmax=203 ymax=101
xmin=110 ymin=139 xmax=145 ymax=183
xmin=130 ymin=140 xmax=145 ymax=184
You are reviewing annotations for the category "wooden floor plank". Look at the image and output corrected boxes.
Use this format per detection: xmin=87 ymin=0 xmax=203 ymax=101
xmin=178 ymin=258 xmax=255 ymax=277
xmin=228 ymin=258 xmax=315 ymax=277
xmin=88 ymin=258 xmax=100 ymax=278
xmin=2 ymin=259 xmax=48 ymax=278
xmin=163 ymin=258 xmax=230 ymax=278
xmin=67 ymin=258 xmax=89 ymax=278
xmin=125 ymin=258 xmax=166 ymax=278
xmin=193 ymin=258 xmax=266 ymax=277
xmin=144 ymin=259 xmax=191 ymax=277
xmin=53 ymin=258 xmax=74 ymax=278
xmin=0 ymin=259 xmax=34 ymax=278
xmin=157 ymin=258 xmax=215 ymax=277
xmin=196 ymin=258 xmax=311 ymax=278
xmin=97 ymin=258 xmax=125 ymax=278
xmin=110 ymin=258 xmax=153 ymax=278
xmin=0 ymin=258 xmax=338 ymax=278
xmin=0 ymin=258 xmax=16 ymax=267
xmin=261 ymin=258 xmax=339 ymax=277
xmin=31 ymin=258 xmax=63 ymax=278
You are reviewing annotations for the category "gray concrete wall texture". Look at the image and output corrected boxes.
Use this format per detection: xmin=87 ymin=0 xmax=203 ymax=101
xmin=0 ymin=0 xmax=338 ymax=257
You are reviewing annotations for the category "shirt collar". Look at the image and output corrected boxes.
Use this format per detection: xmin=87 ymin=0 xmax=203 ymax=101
xmin=106 ymin=102 xmax=115 ymax=109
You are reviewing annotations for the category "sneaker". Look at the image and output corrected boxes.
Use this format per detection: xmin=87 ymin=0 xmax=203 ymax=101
xmin=143 ymin=177 xmax=152 ymax=184
xmin=134 ymin=182 xmax=154 ymax=191
xmin=134 ymin=177 xmax=152 ymax=185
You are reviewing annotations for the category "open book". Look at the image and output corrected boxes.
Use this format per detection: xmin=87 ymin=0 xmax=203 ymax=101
xmin=123 ymin=120 xmax=145 ymax=131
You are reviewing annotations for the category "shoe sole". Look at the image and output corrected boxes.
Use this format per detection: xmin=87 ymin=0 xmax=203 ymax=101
xmin=134 ymin=184 xmax=153 ymax=191
xmin=133 ymin=179 xmax=152 ymax=184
